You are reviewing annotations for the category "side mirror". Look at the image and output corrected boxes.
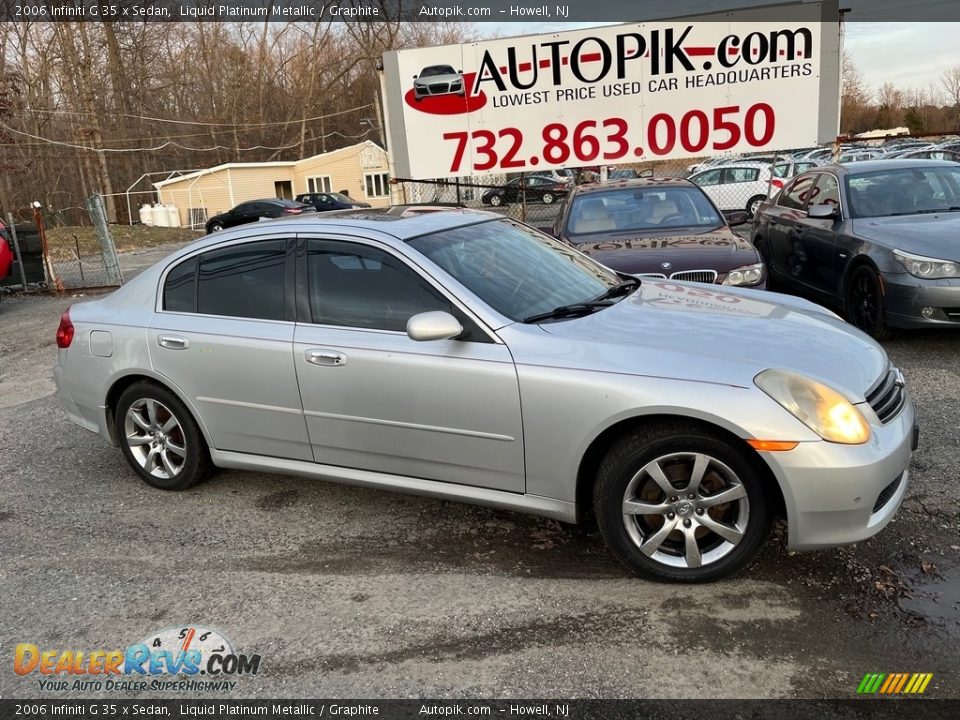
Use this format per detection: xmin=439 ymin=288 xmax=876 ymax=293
xmin=412 ymin=75 xmax=418 ymax=80
xmin=807 ymin=203 xmax=839 ymax=220
xmin=724 ymin=210 xmax=750 ymax=227
xmin=406 ymin=311 xmax=463 ymax=342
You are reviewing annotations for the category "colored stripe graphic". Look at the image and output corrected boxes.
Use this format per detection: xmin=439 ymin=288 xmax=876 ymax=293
xmin=857 ymin=672 xmax=932 ymax=694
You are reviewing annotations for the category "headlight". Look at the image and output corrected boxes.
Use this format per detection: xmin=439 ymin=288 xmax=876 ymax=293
xmin=755 ymin=369 xmax=871 ymax=444
xmin=723 ymin=262 xmax=765 ymax=286
xmin=893 ymin=249 xmax=960 ymax=279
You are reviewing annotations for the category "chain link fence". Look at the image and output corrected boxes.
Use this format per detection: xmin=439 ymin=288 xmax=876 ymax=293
xmin=393 ymin=132 xmax=959 ymax=230
xmin=41 ymin=194 xmax=124 ymax=291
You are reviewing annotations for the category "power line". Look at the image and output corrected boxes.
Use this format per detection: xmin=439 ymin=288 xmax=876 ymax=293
xmin=0 ymin=120 xmax=373 ymax=153
xmin=15 ymin=103 xmax=374 ymax=128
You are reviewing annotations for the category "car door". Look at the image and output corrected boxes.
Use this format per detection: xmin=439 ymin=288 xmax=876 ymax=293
xmin=292 ymin=236 xmax=525 ymax=492
xmin=150 ymin=236 xmax=313 ymax=461
xmin=791 ymin=172 xmax=842 ymax=297
xmin=761 ymin=173 xmax=818 ymax=284
xmin=228 ymin=202 xmax=261 ymax=227
xmin=720 ymin=167 xmax=761 ymax=212
xmin=503 ymin=178 xmax=521 ymax=202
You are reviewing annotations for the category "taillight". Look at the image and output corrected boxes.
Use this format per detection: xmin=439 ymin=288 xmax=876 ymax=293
xmin=284 ymin=208 xmax=303 ymax=215
xmin=770 ymin=179 xmax=784 ymax=189
xmin=56 ymin=308 xmax=74 ymax=349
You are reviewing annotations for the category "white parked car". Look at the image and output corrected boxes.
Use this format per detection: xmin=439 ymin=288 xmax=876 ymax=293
xmin=688 ymin=163 xmax=774 ymax=216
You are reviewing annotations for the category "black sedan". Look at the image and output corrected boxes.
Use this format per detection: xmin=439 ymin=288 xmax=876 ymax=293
xmin=752 ymin=160 xmax=960 ymax=339
xmin=544 ymin=178 xmax=766 ymax=288
xmin=481 ymin=176 xmax=569 ymax=207
xmin=205 ymin=199 xmax=314 ymax=234
xmin=295 ymin=192 xmax=370 ymax=212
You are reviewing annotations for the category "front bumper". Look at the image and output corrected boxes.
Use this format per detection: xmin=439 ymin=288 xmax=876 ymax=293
xmin=882 ymin=272 xmax=960 ymax=328
xmin=761 ymin=393 xmax=916 ymax=551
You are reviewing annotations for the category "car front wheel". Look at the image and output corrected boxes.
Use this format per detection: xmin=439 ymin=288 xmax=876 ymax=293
xmin=594 ymin=422 xmax=771 ymax=582
xmin=489 ymin=195 xmax=503 ymax=207
xmin=845 ymin=265 xmax=891 ymax=340
xmin=115 ymin=382 xmax=212 ymax=491
xmin=541 ymin=192 xmax=555 ymax=204
xmin=208 ymin=222 xmax=223 ymax=233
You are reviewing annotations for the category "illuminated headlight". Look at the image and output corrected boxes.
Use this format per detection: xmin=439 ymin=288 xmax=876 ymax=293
xmin=723 ymin=262 xmax=765 ymax=286
xmin=755 ymin=369 xmax=870 ymax=444
xmin=893 ymin=249 xmax=960 ymax=279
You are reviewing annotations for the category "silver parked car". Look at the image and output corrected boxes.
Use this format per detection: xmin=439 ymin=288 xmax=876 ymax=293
xmin=55 ymin=211 xmax=918 ymax=582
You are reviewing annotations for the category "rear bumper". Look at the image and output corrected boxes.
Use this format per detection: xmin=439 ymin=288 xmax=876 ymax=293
xmin=54 ymin=359 xmax=111 ymax=442
xmin=762 ymin=394 xmax=916 ymax=551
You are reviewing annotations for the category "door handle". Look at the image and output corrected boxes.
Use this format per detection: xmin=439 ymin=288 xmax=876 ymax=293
xmin=305 ymin=349 xmax=347 ymax=367
xmin=158 ymin=335 xmax=189 ymax=350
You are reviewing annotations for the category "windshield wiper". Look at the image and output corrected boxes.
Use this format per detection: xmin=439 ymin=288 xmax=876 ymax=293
xmin=591 ymin=277 xmax=641 ymax=302
xmin=914 ymin=207 xmax=960 ymax=214
xmin=523 ymin=279 xmax=639 ymax=323
xmin=523 ymin=301 xmax=616 ymax=324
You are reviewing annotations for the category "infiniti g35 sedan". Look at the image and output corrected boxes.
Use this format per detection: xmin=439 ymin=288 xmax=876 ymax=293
xmin=55 ymin=210 xmax=918 ymax=582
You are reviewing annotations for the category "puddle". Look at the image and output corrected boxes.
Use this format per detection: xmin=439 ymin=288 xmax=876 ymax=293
xmin=898 ymin=561 xmax=960 ymax=625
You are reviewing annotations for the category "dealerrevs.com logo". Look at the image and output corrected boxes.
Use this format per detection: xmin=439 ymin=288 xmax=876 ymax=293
xmin=14 ymin=626 xmax=262 ymax=693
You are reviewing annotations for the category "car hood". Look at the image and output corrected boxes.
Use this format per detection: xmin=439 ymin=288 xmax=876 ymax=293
xmin=522 ymin=282 xmax=887 ymax=401
xmin=570 ymin=227 xmax=760 ymax=275
xmin=851 ymin=213 xmax=960 ymax=259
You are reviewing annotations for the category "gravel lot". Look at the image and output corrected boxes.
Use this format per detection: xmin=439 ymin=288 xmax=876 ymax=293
xmin=0 ymin=245 xmax=958 ymax=700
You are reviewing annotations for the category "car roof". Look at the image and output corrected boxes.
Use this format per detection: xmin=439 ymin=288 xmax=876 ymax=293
xmin=199 ymin=208 xmax=500 ymax=248
xmin=809 ymin=159 xmax=960 ymax=174
xmin=571 ymin=177 xmax=693 ymax=195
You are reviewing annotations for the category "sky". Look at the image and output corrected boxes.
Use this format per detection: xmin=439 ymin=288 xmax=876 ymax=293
xmin=485 ymin=21 xmax=960 ymax=102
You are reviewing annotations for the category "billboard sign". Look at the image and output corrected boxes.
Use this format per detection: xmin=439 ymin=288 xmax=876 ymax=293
xmin=381 ymin=2 xmax=841 ymax=179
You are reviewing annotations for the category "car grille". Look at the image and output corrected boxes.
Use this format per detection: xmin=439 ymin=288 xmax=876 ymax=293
xmin=873 ymin=473 xmax=903 ymax=513
xmin=866 ymin=367 xmax=906 ymax=424
xmin=428 ymin=82 xmax=449 ymax=94
xmin=636 ymin=270 xmax=719 ymax=284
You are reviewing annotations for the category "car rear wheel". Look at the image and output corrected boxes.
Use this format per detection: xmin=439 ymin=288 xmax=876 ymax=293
xmin=594 ymin=422 xmax=771 ymax=582
xmin=747 ymin=195 xmax=766 ymax=217
xmin=845 ymin=265 xmax=892 ymax=340
xmin=541 ymin=192 xmax=555 ymax=204
xmin=115 ymin=382 xmax=212 ymax=491
xmin=489 ymin=195 xmax=503 ymax=207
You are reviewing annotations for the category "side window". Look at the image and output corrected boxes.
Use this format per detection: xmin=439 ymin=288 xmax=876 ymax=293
xmin=812 ymin=174 xmax=841 ymax=207
xmin=196 ymin=240 xmax=287 ymax=321
xmin=779 ymin=175 xmax=817 ymax=210
xmin=307 ymin=240 xmax=451 ymax=332
xmin=163 ymin=257 xmax=197 ymax=312
xmin=723 ymin=167 xmax=760 ymax=184
xmin=694 ymin=169 xmax=721 ymax=186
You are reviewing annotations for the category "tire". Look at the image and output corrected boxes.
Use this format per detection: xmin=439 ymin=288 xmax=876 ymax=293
xmin=489 ymin=194 xmax=504 ymax=207
xmin=207 ymin=222 xmax=223 ymax=234
xmin=845 ymin=265 xmax=892 ymax=341
xmin=747 ymin=195 xmax=766 ymax=217
xmin=541 ymin=192 xmax=555 ymax=205
xmin=593 ymin=422 xmax=771 ymax=582
xmin=114 ymin=381 xmax=212 ymax=491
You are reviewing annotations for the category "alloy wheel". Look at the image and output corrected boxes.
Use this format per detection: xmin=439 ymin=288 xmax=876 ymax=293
xmin=123 ymin=398 xmax=187 ymax=480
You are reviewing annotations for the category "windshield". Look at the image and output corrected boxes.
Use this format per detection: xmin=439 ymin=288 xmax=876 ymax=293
xmin=565 ymin=186 xmax=723 ymax=237
xmin=420 ymin=65 xmax=456 ymax=77
xmin=408 ymin=219 xmax=620 ymax=321
xmin=845 ymin=166 xmax=960 ymax=218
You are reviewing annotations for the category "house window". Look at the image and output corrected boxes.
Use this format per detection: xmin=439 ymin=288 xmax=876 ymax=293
xmin=364 ymin=173 xmax=390 ymax=198
xmin=307 ymin=176 xmax=332 ymax=193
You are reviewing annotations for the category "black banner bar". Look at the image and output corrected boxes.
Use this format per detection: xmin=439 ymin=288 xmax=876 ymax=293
xmin=0 ymin=0 xmax=959 ymax=23
xmin=2 ymin=700 xmax=960 ymax=720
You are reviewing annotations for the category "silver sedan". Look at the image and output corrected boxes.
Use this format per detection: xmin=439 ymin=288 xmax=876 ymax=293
xmin=54 ymin=210 xmax=917 ymax=582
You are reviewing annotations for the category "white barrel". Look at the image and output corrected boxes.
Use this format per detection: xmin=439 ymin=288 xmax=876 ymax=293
xmin=166 ymin=205 xmax=181 ymax=227
xmin=139 ymin=204 xmax=153 ymax=226
xmin=152 ymin=203 xmax=170 ymax=227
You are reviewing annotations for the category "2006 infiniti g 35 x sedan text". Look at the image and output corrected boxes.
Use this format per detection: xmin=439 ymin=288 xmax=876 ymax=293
xmin=54 ymin=209 xmax=918 ymax=582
